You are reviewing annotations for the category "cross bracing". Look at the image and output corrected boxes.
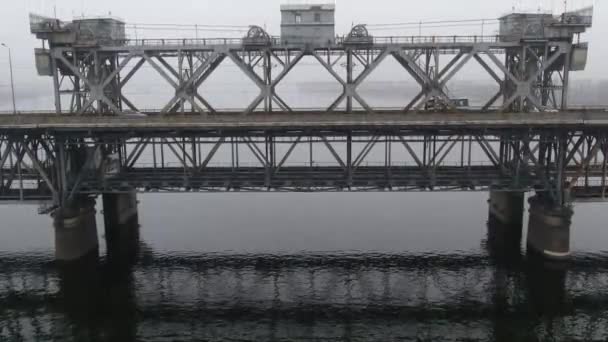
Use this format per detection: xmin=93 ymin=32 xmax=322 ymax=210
xmin=0 ymin=114 xmax=607 ymax=209
xmin=44 ymin=35 xmax=575 ymax=115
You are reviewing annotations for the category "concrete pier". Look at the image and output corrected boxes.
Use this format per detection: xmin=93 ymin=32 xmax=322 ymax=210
xmin=527 ymin=196 xmax=573 ymax=260
xmin=487 ymin=191 xmax=525 ymax=259
xmin=103 ymin=193 xmax=140 ymax=265
xmin=53 ymin=198 xmax=99 ymax=262
xmin=488 ymin=191 xmax=525 ymax=227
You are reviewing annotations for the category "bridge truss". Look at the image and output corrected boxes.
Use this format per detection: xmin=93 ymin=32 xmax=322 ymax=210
xmin=46 ymin=34 xmax=575 ymax=115
xmin=0 ymin=119 xmax=607 ymax=208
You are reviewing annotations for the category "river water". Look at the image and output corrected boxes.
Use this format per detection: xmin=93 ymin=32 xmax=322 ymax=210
xmin=1 ymin=192 xmax=608 ymax=341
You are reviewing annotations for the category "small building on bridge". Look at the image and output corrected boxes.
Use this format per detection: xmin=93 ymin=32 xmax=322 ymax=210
xmin=498 ymin=6 xmax=593 ymax=42
xmin=280 ymin=3 xmax=335 ymax=46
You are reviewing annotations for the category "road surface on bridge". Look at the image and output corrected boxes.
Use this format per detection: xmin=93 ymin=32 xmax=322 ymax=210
xmin=0 ymin=111 xmax=607 ymax=132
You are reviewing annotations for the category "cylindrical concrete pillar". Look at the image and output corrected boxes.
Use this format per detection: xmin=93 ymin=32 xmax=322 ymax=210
xmin=488 ymin=191 xmax=525 ymax=227
xmin=103 ymin=192 xmax=140 ymax=265
xmin=53 ymin=199 xmax=99 ymax=262
xmin=103 ymin=192 xmax=139 ymax=227
xmin=527 ymin=196 xmax=573 ymax=260
xmin=487 ymin=191 xmax=525 ymax=259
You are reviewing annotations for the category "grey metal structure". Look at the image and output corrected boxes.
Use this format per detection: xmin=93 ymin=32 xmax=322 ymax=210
xmin=5 ymin=6 xmax=604 ymax=262
xmin=0 ymin=112 xmax=607 ymax=208
xmin=13 ymin=6 xmax=605 ymax=209
xmin=28 ymin=5 xmax=592 ymax=116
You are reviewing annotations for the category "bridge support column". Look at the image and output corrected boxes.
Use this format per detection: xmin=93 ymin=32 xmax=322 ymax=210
xmin=527 ymin=196 xmax=573 ymax=260
xmin=103 ymin=192 xmax=140 ymax=265
xmin=53 ymin=198 xmax=99 ymax=262
xmin=487 ymin=191 xmax=525 ymax=258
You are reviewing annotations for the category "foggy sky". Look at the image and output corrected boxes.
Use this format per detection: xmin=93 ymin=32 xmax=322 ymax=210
xmin=0 ymin=0 xmax=602 ymax=108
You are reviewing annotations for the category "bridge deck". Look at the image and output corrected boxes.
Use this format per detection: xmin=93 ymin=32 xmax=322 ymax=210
xmin=0 ymin=112 xmax=607 ymax=133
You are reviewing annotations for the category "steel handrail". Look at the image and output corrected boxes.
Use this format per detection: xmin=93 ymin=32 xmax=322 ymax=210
xmin=113 ymin=35 xmax=508 ymax=47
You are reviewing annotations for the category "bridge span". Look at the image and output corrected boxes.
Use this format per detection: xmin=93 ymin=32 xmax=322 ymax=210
xmin=0 ymin=111 xmax=606 ymax=261
xmin=7 ymin=5 xmax=604 ymax=263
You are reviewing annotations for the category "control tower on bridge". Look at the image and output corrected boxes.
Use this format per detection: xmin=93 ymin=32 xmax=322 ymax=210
xmin=280 ymin=2 xmax=336 ymax=46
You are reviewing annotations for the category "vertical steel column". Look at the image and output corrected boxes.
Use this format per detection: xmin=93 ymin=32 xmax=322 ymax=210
xmin=503 ymin=51 xmax=510 ymax=106
xmin=556 ymin=134 xmax=567 ymax=206
xmin=385 ymin=135 xmax=392 ymax=187
xmin=94 ymin=51 xmax=102 ymax=113
xmin=115 ymin=54 xmax=123 ymax=112
xmin=188 ymin=53 xmax=194 ymax=113
xmin=346 ymin=133 xmax=352 ymax=187
xmin=152 ymin=139 xmax=157 ymax=169
xmin=346 ymin=49 xmax=353 ymax=113
xmin=160 ymin=141 xmax=165 ymax=168
xmin=56 ymin=138 xmax=68 ymax=207
xmin=264 ymin=50 xmax=273 ymax=112
xmin=73 ymin=50 xmax=82 ymax=113
xmin=0 ymin=141 xmax=4 ymax=195
xmin=602 ymin=140 xmax=607 ymax=199
xmin=561 ymin=46 xmax=571 ymax=111
xmin=519 ymin=45 xmax=527 ymax=111
xmin=309 ymin=136 xmax=313 ymax=168
xmin=541 ymin=45 xmax=551 ymax=108
xmin=17 ymin=144 xmax=23 ymax=202
xmin=51 ymin=53 xmax=62 ymax=114
xmin=178 ymin=51 xmax=185 ymax=114
xmin=230 ymin=137 xmax=235 ymax=172
xmin=265 ymin=135 xmax=274 ymax=187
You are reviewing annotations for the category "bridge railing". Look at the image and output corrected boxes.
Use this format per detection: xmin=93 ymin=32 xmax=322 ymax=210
xmin=127 ymin=161 xmax=502 ymax=169
xmin=113 ymin=35 xmax=506 ymax=48
xmin=2 ymin=105 xmax=608 ymax=116
xmin=118 ymin=37 xmax=253 ymax=47
xmin=358 ymin=35 xmax=504 ymax=45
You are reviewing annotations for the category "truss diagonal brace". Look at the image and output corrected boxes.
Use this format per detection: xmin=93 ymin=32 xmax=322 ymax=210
xmin=321 ymin=137 xmax=346 ymax=169
xmin=55 ymin=52 xmax=123 ymax=114
xmin=23 ymin=143 xmax=59 ymax=201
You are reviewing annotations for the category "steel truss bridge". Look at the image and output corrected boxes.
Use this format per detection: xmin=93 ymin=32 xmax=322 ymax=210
xmin=11 ymin=16 xmax=597 ymax=210
xmin=47 ymin=33 xmax=575 ymax=115
xmin=0 ymin=112 xmax=607 ymax=209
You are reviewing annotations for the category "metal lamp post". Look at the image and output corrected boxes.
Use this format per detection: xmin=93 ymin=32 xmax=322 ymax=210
xmin=1 ymin=43 xmax=16 ymax=114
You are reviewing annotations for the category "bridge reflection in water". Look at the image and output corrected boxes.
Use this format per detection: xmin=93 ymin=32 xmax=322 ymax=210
xmin=1 ymin=233 xmax=608 ymax=342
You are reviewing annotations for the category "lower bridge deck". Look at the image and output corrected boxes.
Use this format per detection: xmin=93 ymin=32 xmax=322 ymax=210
xmin=0 ymin=111 xmax=608 ymax=133
xmin=1 ymin=159 xmax=605 ymax=202
xmin=0 ymin=111 xmax=607 ymax=203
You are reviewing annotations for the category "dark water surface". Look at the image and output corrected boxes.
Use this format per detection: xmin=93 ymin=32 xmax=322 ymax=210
xmin=1 ymin=192 xmax=608 ymax=341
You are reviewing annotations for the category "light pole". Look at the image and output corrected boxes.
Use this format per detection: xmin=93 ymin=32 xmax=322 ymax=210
xmin=1 ymin=43 xmax=16 ymax=114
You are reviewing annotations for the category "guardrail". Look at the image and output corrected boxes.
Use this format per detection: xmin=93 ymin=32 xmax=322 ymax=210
xmin=353 ymin=35 xmax=505 ymax=45
xmin=129 ymin=161 xmax=502 ymax=169
xmin=118 ymin=37 xmax=257 ymax=47
xmin=113 ymin=35 xmax=509 ymax=48
xmin=1 ymin=106 xmax=607 ymax=116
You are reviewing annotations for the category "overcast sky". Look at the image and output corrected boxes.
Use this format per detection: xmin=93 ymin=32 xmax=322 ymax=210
xmin=0 ymin=0 xmax=602 ymax=108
